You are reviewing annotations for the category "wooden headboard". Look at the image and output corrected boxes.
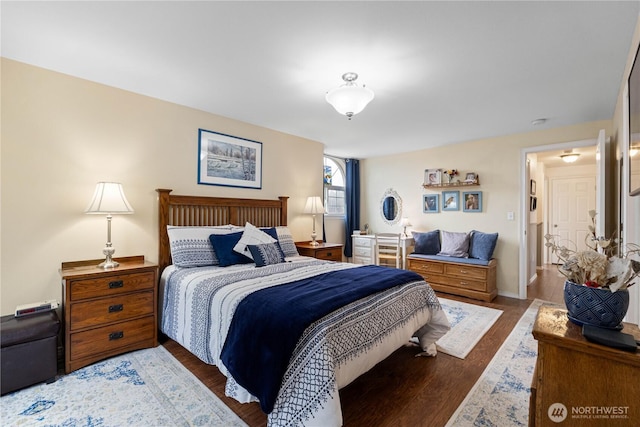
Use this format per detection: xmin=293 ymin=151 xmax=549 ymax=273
xmin=156 ymin=189 xmax=289 ymax=273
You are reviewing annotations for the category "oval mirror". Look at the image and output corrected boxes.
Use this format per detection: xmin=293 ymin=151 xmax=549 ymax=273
xmin=380 ymin=188 xmax=402 ymax=225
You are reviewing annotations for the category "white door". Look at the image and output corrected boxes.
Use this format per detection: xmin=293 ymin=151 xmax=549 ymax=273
xmin=550 ymin=176 xmax=596 ymax=263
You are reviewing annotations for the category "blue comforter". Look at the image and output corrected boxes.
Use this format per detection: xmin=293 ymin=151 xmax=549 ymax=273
xmin=220 ymin=265 xmax=424 ymax=413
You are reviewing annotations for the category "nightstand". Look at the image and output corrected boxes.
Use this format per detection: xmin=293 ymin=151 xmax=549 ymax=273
xmin=59 ymin=255 xmax=158 ymax=373
xmin=295 ymin=241 xmax=343 ymax=262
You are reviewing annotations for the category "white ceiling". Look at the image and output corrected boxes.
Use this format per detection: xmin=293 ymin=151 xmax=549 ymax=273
xmin=2 ymin=1 xmax=638 ymax=159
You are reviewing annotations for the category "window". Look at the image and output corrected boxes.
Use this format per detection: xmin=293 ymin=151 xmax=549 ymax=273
xmin=324 ymin=157 xmax=345 ymax=215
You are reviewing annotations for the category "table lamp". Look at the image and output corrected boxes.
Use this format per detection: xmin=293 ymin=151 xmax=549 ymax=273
xmin=400 ymin=217 xmax=412 ymax=238
xmin=303 ymin=196 xmax=325 ymax=246
xmin=85 ymin=182 xmax=134 ymax=268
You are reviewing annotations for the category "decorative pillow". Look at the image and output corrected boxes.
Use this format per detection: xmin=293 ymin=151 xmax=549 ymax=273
xmin=274 ymin=226 xmax=299 ymax=257
xmin=167 ymin=225 xmax=236 ymax=267
xmin=469 ymin=230 xmax=499 ymax=260
xmin=209 ymin=232 xmax=253 ymax=267
xmin=248 ymin=242 xmax=286 ymax=267
xmin=437 ymin=230 xmax=470 ymax=258
xmin=412 ymin=230 xmax=440 ymax=255
xmin=233 ymin=223 xmax=277 ymax=260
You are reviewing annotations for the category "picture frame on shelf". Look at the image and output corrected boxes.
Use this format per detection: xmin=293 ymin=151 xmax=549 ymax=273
xmin=462 ymin=191 xmax=482 ymax=212
xmin=424 ymin=169 xmax=442 ymax=186
xmin=530 ymin=179 xmax=536 ymax=195
xmin=423 ymin=194 xmax=439 ymax=213
xmin=442 ymin=190 xmax=459 ymax=211
xmin=463 ymin=172 xmax=477 ymax=184
xmin=198 ymin=128 xmax=262 ymax=189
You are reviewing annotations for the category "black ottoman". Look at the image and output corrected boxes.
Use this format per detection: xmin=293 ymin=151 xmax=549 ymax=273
xmin=1 ymin=311 xmax=60 ymax=395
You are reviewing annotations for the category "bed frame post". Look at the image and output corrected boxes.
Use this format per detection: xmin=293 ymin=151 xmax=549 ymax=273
xmin=279 ymin=196 xmax=288 ymax=226
xmin=156 ymin=188 xmax=172 ymax=273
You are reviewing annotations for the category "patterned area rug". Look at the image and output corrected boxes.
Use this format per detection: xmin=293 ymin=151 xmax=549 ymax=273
xmin=0 ymin=346 xmax=247 ymax=427
xmin=445 ymin=299 xmax=557 ymax=427
xmin=436 ymin=298 xmax=503 ymax=359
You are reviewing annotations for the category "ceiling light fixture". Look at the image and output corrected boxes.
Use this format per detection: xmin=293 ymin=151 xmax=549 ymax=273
xmin=531 ymin=118 xmax=547 ymax=126
xmin=631 ymin=146 xmax=638 ymax=157
xmin=326 ymin=72 xmax=374 ymax=120
xmin=560 ymin=151 xmax=580 ymax=163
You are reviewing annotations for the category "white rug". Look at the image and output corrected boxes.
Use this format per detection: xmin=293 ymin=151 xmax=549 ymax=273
xmin=0 ymin=346 xmax=247 ymax=427
xmin=436 ymin=298 xmax=503 ymax=359
xmin=445 ymin=299 xmax=556 ymax=427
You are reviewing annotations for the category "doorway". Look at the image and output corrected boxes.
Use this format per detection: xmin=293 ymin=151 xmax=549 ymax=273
xmin=519 ymin=137 xmax=602 ymax=299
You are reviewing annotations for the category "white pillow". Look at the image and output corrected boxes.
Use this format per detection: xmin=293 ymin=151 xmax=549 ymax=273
xmin=167 ymin=225 xmax=239 ymax=267
xmin=437 ymin=230 xmax=470 ymax=258
xmin=275 ymin=226 xmax=299 ymax=257
xmin=233 ymin=222 xmax=277 ymax=260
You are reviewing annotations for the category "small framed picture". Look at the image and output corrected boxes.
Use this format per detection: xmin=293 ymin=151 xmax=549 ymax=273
xmin=423 ymin=194 xmax=440 ymax=213
xmin=463 ymin=191 xmax=482 ymax=212
xmin=424 ymin=169 xmax=442 ymax=185
xmin=530 ymin=179 xmax=536 ymax=195
xmin=442 ymin=190 xmax=460 ymax=211
xmin=464 ymin=172 xmax=477 ymax=183
xmin=530 ymin=196 xmax=537 ymax=211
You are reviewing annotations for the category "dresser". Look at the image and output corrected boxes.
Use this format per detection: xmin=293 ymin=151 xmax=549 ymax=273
xmin=530 ymin=306 xmax=640 ymax=426
xmin=60 ymin=255 xmax=158 ymax=373
xmin=351 ymin=234 xmax=414 ymax=269
xmin=295 ymin=241 xmax=343 ymax=261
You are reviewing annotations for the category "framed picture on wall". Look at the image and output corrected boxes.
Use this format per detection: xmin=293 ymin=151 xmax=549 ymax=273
xmin=530 ymin=179 xmax=536 ymax=195
xmin=424 ymin=169 xmax=442 ymax=186
xmin=462 ymin=191 xmax=482 ymax=212
xmin=530 ymin=196 xmax=537 ymax=211
xmin=198 ymin=128 xmax=263 ymax=189
xmin=442 ymin=190 xmax=459 ymax=211
xmin=423 ymin=194 xmax=439 ymax=213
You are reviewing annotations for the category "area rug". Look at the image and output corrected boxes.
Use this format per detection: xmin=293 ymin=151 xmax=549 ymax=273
xmin=436 ymin=298 xmax=503 ymax=359
xmin=0 ymin=346 xmax=247 ymax=427
xmin=445 ymin=299 xmax=557 ymax=427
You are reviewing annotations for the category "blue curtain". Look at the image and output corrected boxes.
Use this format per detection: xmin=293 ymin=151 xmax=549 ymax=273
xmin=344 ymin=159 xmax=360 ymax=257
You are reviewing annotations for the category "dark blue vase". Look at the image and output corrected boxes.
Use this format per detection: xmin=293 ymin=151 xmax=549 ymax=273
xmin=563 ymin=281 xmax=629 ymax=329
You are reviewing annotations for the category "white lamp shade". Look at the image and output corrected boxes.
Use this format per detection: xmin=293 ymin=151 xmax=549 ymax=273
xmin=85 ymin=182 xmax=134 ymax=214
xmin=400 ymin=217 xmax=412 ymax=227
xmin=326 ymin=85 xmax=374 ymax=117
xmin=303 ymin=196 xmax=325 ymax=214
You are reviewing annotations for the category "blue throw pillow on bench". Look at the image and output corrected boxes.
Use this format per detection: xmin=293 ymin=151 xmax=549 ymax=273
xmin=412 ymin=230 xmax=440 ymax=255
xmin=469 ymin=230 xmax=498 ymax=260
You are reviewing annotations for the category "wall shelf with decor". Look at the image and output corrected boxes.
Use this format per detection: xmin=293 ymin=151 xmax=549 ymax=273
xmin=422 ymin=180 xmax=480 ymax=190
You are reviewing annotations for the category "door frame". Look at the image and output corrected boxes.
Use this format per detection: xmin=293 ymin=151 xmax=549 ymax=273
xmin=519 ymin=138 xmax=600 ymax=299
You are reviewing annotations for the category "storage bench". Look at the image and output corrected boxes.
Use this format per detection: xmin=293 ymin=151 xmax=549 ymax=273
xmin=1 ymin=311 xmax=60 ymax=395
xmin=408 ymin=254 xmax=497 ymax=302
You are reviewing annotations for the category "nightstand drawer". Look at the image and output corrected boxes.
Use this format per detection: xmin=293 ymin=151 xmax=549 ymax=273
xmin=314 ymin=248 xmax=341 ymax=261
xmin=70 ymin=271 xmax=155 ymax=301
xmin=69 ymin=291 xmax=155 ymax=331
xmin=69 ymin=316 xmax=155 ymax=360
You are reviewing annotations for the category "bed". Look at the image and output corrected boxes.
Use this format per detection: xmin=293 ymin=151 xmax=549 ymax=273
xmin=156 ymin=189 xmax=450 ymax=426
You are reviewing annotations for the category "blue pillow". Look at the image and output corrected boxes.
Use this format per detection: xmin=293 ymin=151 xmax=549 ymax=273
xmin=412 ymin=230 xmax=440 ymax=255
xmin=469 ymin=230 xmax=498 ymax=260
xmin=209 ymin=232 xmax=253 ymax=267
xmin=248 ymin=242 xmax=286 ymax=267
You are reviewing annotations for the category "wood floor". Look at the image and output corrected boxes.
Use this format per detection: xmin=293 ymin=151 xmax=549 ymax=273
xmin=162 ymin=265 xmax=565 ymax=427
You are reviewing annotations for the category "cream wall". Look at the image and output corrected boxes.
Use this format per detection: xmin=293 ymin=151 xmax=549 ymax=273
xmin=0 ymin=59 xmax=325 ymax=315
xmin=360 ymin=120 xmax=612 ymax=297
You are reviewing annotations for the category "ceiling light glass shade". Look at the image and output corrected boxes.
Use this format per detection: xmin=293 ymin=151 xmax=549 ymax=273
xmin=326 ymin=72 xmax=374 ymax=119
xmin=560 ymin=153 xmax=580 ymax=163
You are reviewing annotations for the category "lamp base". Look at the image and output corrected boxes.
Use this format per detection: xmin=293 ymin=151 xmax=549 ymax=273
xmin=98 ymin=258 xmax=120 ymax=269
xmin=310 ymin=239 xmax=320 ymax=246
xmin=98 ymin=244 xmax=119 ymax=269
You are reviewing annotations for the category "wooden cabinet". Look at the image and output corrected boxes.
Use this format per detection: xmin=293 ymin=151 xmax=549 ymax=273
xmin=407 ymin=256 xmax=497 ymax=301
xmin=295 ymin=241 xmax=343 ymax=261
xmin=60 ymin=255 xmax=158 ymax=373
xmin=531 ymin=306 xmax=640 ymax=426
